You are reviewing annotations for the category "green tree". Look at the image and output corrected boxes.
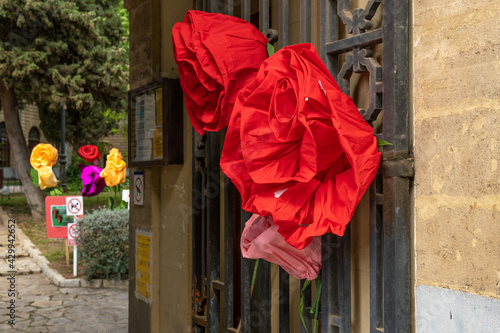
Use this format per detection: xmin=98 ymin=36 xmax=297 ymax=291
xmin=0 ymin=0 xmax=128 ymax=219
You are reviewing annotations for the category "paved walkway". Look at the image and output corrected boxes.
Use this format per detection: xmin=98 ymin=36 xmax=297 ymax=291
xmin=0 ymin=213 xmax=128 ymax=332
xmin=0 ymin=274 xmax=128 ymax=332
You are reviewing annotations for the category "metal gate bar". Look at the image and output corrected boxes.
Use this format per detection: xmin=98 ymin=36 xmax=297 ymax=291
xmin=224 ymin=181 xmax=235 ymax=330
xmin=225 ymin=0 xmax=234 ymax=16
xmin=240 ymin=210 xmax=253 ymax=333
xmin=242 ymin=0 xmax=251 ymax=22
xmin=382 ymin=0 xmax=411 ymax=332
xmin=279 ymin=267 xmax=290 ymax=333
xmin=278 ymin=0 xmax=289 ymax=50
xmin=369 ymin=175 xmax=384 ymax=333
xmin=300 ymin=0 xmax=311 ymax=43
xmin=206 ymin=132 xmax=221 ymax=332
xmin=192 ymin=132 xmax=205 ymax=333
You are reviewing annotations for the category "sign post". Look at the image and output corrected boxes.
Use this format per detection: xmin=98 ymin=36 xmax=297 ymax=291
xmin=67 ymin=222 xmax=79 ymax=276
xmin=44 ymin=196 xmax=85 ymax=277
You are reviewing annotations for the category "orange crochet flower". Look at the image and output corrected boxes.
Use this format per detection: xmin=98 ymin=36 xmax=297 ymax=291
xmin=38 ymin=166 xmax=58 ymax=189
xmin=30 ymin=143 xmax=58 ymax=170
xmin=100 ymin=148 xmax=126 ymax=187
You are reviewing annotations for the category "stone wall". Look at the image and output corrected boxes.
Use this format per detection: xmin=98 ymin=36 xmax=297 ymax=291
xmin=413 ymin=0 xmax=500 ymax=330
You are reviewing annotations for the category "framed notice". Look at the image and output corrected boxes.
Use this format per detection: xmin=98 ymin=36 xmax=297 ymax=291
xmin=135 ymin=229 xmax=152 ymax=302
xmin=45 ymin=196 xmax=84 ymax=239
xmin=128 ymin=78 xmax=184 ymax=167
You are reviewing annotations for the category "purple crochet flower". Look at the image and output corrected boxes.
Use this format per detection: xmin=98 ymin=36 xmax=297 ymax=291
xmin=79 ymin=164 xmax=106 ymax=197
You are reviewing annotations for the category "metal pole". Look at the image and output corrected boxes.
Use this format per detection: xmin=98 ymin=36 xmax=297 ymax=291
xmin=73 ymin=245 xmax=77 ymax=276
xmin=60 ymin=104 xmax=67 ymax=192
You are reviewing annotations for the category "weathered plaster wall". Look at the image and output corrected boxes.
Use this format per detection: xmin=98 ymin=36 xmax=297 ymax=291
xmin=128 ymin=0 xmax=155 ymax=90
xmin=126 ymin=0 xmax=161 ymax=332
xmin=414 ymin=0 xmax=500 ymax=323
xmin=158 ymin=1 xmax=193 ymax=332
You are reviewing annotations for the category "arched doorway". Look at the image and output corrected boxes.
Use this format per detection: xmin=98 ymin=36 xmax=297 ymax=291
xmin=28 ymin=127 xmax=41 ymax=155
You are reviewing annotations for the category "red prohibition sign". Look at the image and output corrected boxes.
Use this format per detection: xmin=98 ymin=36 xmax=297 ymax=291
xmin=135 ymin=177 xmax=143 ymax=201
xmin=68 ymin=198 xmax=82 ymax=214
xmin=69 ymin=224 xmax=79 ymax=238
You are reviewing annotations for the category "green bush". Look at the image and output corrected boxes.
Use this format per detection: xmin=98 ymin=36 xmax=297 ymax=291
xmin=76 ymin=208 xmax=129 ymax=280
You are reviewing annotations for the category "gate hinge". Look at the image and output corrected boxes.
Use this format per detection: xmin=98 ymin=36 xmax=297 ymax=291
xmin=382 ymin=158 xmax=414 ymax=178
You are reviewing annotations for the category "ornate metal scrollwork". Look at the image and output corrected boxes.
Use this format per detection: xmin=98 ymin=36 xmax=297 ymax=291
xmin=332 ymin=0 xmax=383 ymax=123
xmin=338 ymin=0 xmax=381 ymax=35
xmin=338 ymin=47 xmax=382 ymax=122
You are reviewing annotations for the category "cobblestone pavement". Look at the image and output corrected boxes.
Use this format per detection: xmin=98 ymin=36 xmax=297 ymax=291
xmin=0 ymin=273 xmax=128 ymax=332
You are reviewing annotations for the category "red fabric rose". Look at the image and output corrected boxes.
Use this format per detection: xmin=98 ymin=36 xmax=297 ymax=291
xmin=78 ymin=145 xmax=101 ymax=163
xmin=220 ymin=43 xmax=381 ymax=250
xmin=172 ymin=10 xmax=269 ymax=134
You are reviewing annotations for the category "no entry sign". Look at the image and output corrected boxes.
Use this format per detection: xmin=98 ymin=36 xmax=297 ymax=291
xmin=67 ymin=223 xmax=78 ymax=246
xmin=45 ymin=196 xmax=84 ymax=239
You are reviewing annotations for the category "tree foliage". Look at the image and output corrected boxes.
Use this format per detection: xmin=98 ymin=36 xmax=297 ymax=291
xmin=0 ymin=0 xmax=128 ymax=218
xmin=0 ymin=0 xmax=128 ymax=134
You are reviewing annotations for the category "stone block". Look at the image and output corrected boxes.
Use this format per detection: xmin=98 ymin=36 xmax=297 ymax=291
xmin=81 ymin=279 xmax=103 ymax=288
xmin=52 ymin=273 xmax=65 ymax=286
xmin=45 ymin=268 xmax=55 ymax=281
xmin=59 ymin=279 xmax=80 ymax=288
xmin=103 ymin=279 xmax=128 ymax=290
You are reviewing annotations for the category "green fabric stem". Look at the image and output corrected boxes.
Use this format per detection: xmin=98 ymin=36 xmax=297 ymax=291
xmin=251 ymin=259 xmax=260 ymax=289
xmin=267 ymin=43 xmax=275 ymax=57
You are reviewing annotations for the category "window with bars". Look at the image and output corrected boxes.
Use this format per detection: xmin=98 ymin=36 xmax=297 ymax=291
xmin=28 ymin=127 xmax=40 ymax=155
xmin=191 ymin=1 xmax=412 ymax=332
xmin=0 ymin=122 xmax=9 ymax=167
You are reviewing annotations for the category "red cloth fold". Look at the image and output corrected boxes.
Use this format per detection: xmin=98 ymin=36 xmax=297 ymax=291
xmin=221 ymin=43 xmax=381 ymax=249
xmin=241 ymin=214 xmax=321 ymax=281
xmin=172 ymin=10 xmax=269 ymax=134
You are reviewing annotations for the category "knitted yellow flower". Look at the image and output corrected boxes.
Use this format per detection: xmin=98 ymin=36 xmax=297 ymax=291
xmin=100 ymin=148 xmax=126 ymax=187
xmin=38 ymin=166 xmax=58 ymax=190
xmin=30 ymin=143 xmax=58 ymax=170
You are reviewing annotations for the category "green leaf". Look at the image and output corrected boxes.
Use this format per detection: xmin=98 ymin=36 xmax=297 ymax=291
xmin=266 ymin=43 xmax=275 ymax=57
xmin=377 ymin=139 xmax=393 ymax=146
xmin=115 ymin=200 xmax=128 ymax=211
xmin=311 ymin=274 xmax=322 ymax=333
xmin=30 ymin=168 xmax=38 ymax=186
xmin=108 ymin=197 xmax=114 ymax=211
xmin=299 ymin=279 xmax=312 ymax=333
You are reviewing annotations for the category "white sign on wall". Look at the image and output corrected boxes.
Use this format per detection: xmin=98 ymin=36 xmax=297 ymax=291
xmin=133 ymin=171 xmax=144 ymax=205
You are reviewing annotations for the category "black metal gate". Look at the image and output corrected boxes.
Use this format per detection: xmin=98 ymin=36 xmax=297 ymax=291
xmin=191 ymin=1 xmax=412 ymax=332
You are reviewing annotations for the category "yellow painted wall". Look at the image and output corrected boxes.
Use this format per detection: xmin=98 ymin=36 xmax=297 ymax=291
xmin=414 ymin=0 xmax=500 ymax=298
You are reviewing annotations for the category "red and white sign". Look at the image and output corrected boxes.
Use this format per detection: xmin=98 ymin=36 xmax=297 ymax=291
xmin=133 ymin=171 xmax=144 ymax=205
xmin=45 ymin=196 xmax=84 ymax=239
xmin=67 ymin=223 xmax=78 ymax=246
xmin=66 ymin=196 xmax=83 ymax=216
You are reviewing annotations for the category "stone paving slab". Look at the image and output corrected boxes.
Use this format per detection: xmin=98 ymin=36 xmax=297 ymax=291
xmin=0 ymin=258 xmax=41 ymax=276
xmin=0 ymin=247 xmax=28 ymax=259
xmin=0 ymin=274 xmax=128 ymax=332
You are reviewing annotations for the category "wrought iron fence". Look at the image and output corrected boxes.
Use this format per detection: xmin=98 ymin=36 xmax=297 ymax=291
xmin=191 ymin=1 xmax=412 ymax=332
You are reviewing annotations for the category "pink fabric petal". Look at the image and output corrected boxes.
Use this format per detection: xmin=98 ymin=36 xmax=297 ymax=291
xmin=241 ymin=214 xmax=322 ymax=280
